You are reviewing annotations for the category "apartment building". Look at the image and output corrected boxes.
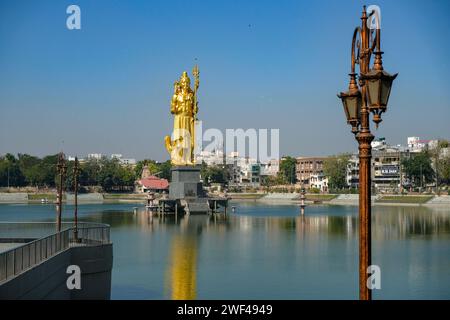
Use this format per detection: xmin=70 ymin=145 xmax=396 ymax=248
xmin=296 ymin=157 xmax=327 ymax=189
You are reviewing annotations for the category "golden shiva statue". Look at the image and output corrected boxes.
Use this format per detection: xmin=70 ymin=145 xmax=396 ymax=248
xmin=164 ymin=66 xmax=199 ymax=166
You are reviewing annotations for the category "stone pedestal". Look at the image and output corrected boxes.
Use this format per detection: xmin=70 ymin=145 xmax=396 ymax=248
xmin=169 ymin=166 xmax=205 ymax=200
xmin=165 ymin=166 xmax=228 ymax=215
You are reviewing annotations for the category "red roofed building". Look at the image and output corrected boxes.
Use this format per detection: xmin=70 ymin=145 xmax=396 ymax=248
xmin=137 ymin=175 xmax=169 ymax=193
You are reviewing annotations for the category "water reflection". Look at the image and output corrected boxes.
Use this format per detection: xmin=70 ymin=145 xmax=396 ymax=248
xmin=166 ymin=216 xmax=209 ymax=300
xmin=121 ymin=205 xmax=450 ymax=241
xmin=2 ymin=203 xmax=449 ymax=299
xmin=119 ymin=205 xmax=450 ymax=299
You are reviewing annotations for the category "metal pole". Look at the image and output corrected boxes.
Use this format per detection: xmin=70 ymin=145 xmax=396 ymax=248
xmin=56 ymin=152 xmax=66 ymax=232
xmin=175 ymin=202 xmax=178 ymax=223
xmin=58 ymin=165 xmax=63 ymax=231
xmin=355 ymin=7 xmax=373 ymax=300
xmin=73 ymin=157 xmax=79 ymax=242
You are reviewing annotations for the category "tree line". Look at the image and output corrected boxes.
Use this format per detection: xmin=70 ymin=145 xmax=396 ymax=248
xmin=0 ymin=153 xmax=172 ymax=192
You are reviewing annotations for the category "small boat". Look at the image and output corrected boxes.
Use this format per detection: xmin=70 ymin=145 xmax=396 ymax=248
xmin=41 ymin=198 xmax=49 ymax=204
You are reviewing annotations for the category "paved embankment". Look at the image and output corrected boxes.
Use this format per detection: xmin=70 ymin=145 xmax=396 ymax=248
xmin=0 ymin=193 xmax=28 ymax=203
xmin=258 ymin=193 xmax=299 ymax=202
xmin=66 ymin=193 xmax=104 ymax=203
xmin=328 ymin=194 xmax=373 ymax=206
xmin=424 ymin=195 xmax=450 ymax=207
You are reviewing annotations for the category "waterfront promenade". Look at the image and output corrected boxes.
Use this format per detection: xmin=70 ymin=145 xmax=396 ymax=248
xmin=0 ymin=222 xmax=112 ymax=299
xmin=1 ymin=192 xmax=449 ymax=207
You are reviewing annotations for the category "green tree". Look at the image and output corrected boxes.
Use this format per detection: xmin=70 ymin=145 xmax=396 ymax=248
xmin=261 ymin=175 xmax=284 ymax=188
xmin=201 ymin=163 xmax=228 ymax=185
xmin=402 ymin=151 xmax=435 ymax=188
xmin=437 ymin=156 xmax=450 ymax=185
xmin=17 ymin=154 xmax=41 ymax=186
xmin=80 ymin=158 xmax=101 ymax=186
xmin=0 ymin=154 xmax=25 ymax=187
xmin=37 ymin=154 xmax=59 ymax=187
xmin=278 ymin=156 xmax=297 ymax=184
xmin=438 ymin=140 xmax=449 ymax=149
xmin=157 ymin=160 xmax=172 ymax=181
xmin=430 ymin=139 xmax=450 ymax=189
xmin=323 ymin=153 xmax=351 ymax=190
xmin=134 ymin=159 xmax=159 ymax=179
xmin=94 ymin=158 xmax=136 ymax=192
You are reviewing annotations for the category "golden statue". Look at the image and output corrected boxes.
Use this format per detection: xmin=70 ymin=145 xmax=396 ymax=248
xmin=165 ymin=66 xmax=199 ymax=166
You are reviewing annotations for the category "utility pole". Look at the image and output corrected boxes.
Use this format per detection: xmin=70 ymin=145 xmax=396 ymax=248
xmin=56 ymin=152 xmax=67 ymax=232
xmin=399 ymin=150 xmax=403 ymax=194
xmin=420 ymin=164 xmax=423 ymax=193
xmin=73 ymin=157 xmax=80 ymax=242
xmin=7 ymin=165 xmax=10 ymax=189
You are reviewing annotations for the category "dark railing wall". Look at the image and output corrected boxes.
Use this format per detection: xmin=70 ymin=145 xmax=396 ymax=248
xmin=0 ymin=222 xmax=110 ymax=284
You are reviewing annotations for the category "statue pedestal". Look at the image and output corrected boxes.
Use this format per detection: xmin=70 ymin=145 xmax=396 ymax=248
xmin=169 ymin=166 xmax=205 ymax=200
xmin=169 ymin=166 xmax=210 ymax=214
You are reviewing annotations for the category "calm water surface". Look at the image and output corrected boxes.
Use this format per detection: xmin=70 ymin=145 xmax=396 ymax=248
xmin=0 ymin=202 xmax=449 ymax=299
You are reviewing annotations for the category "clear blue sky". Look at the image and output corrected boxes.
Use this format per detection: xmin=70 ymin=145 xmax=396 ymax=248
xmin=1 ymin=0 xmax=449 ymax=161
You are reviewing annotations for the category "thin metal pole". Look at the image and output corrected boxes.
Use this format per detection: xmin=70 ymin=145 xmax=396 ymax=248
xmin=58 ymin=172 xmax=62 ymax=231
xmin=56 ymin=152 xmax=66 ymax=232
xmin=73 ymin=157 xmax=79 ymax=242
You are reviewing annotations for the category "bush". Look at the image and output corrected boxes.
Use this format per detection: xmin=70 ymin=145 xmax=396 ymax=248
xmin=309 ymin=187 xmax=320 ymax=194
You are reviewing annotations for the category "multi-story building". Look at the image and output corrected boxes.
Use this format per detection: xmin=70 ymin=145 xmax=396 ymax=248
xmin=240 ymin=163 xmax=261 ymax=187
xmin=372 ymin=149 xmax=402 ymax=192
xmin=87 ymin=153 xmax=104 ymax=160
xmin=296 ymin=157 xmax=327 ymax=189
xmin=196 ymin=149 xmax=225 ymax=166
xmin=197 ymin=150 xmax=272 ymax=188
xmin=310 ymin=174 xmax=329 ymax=192
xmin=347 ymin=138 xmax=412 ymax=192
xmin=346 ymin=154 xmax=360 ymax=189
xmin=407 ymin=136 xmax=436 ymax=153
xmin=111 ymin=154 xmax=136 ymax=166
xmin=260 ymin=159 xmax=279 ymax=177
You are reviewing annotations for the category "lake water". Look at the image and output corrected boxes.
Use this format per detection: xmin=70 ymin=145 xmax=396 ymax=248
xmin=0 ymin=202 xmax=449 ymax=299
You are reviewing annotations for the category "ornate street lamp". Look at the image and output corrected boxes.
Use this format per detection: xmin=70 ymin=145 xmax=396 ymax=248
xmin=337 ymin=6 xmax=397 ymax=300
xmin=338 ymin=73 xmax=362 ymax=134
xmin=360 ymin=57 xmax=398 ymax=126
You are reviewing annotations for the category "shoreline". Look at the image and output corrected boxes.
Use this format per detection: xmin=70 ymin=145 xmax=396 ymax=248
xmin=0 ymin=192 xmax=449 ymax=208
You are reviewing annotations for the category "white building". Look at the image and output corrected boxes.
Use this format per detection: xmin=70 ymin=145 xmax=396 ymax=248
xmin=120 ymin=158 xmax=136 ymax=166
xmin=195 ymin=149 xmax=225 ymax=166
xmin=371 ymin=137 xmax=387 ymax=150
xmin=110 ymin=154 xmax=136 ymax=166
xmin=87 ymin=153 xmax=104 ymax=160
xmin=310 ymin=174 xmax=328 ymax=192
xmin=407 ymin=137 xmax=431 ymax=152
xmin=346 ymin=154 xmax=359 ymax=189
xmin=260 ymin=159 xmax=279 ymax=177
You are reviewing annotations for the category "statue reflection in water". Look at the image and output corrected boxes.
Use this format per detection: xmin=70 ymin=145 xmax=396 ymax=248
xmin=163 ymin=214 xmax=221 ymax=300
